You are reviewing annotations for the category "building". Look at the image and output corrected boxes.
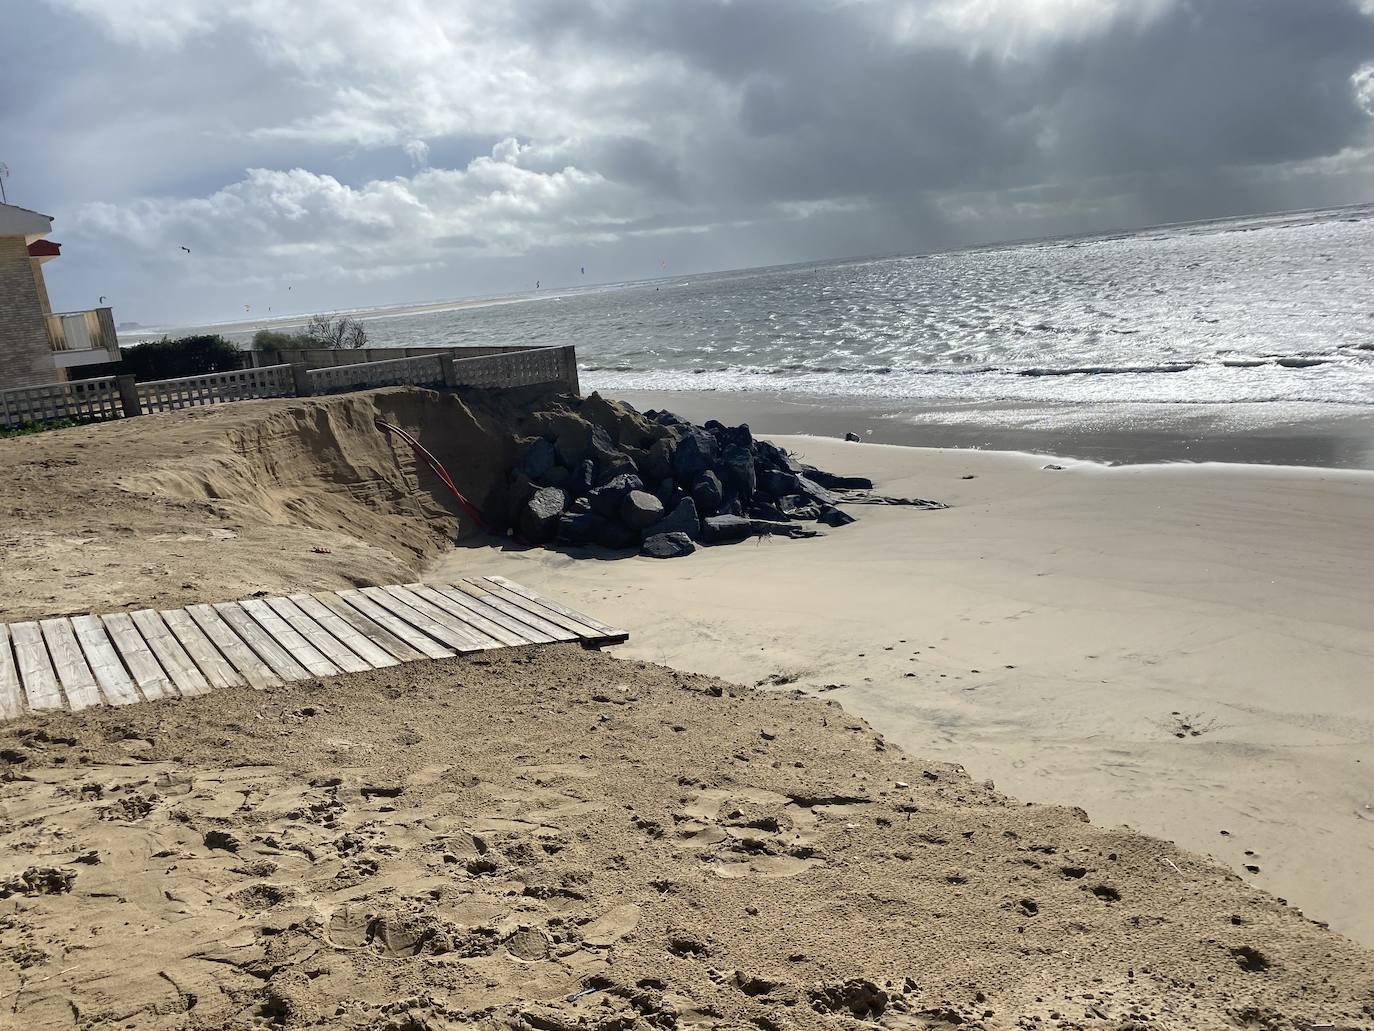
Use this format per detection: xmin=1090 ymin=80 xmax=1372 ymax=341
xmin=0 ymin=202 xmax=120 ymax=391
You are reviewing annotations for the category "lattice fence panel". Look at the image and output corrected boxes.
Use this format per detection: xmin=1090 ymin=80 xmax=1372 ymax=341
xmin=448 ymin=346 xmax=574 ymax=389
xmin=0 ymin=377 xmax=123 ymax=429
xmin=307 ymin=354 xmax=446 ymax=394
xmin=137 ymin=365 xmax=295 ymax=414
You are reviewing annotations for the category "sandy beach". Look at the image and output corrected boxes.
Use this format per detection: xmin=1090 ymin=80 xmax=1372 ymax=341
xmin=1 ymin=388 xmax=1372 ymax=1027
xmin=441 ymin=434 xmax=1374 ymax=945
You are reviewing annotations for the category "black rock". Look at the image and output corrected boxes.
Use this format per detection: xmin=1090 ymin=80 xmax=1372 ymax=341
xmin=800 ymin=464 xmax=874 ymax=490
xmin=587 ymin=473 xmax=643 ymax=517
xmin=646 ymin=497 xmax=700 ymax=540
xmin=672 ymin=427 xmax=718 ymax=483
xmin=750 ymin=520 xmax=823 ymax=539
xmin=721 ymin=423 xmax=754 ymax=450
xmin=644 ymin=437 xmax=676 ymax=482
xmin=543 ymin=464 xmax=572 ymax=490
xmin=570 ymin=458 xmax=596 ymax=496
xmin=641 ymin=532 xmax=696 ymax=559
xmin=558 ymin=511 xmax=606 ymax=544
xmin=700 ymin=514 xmax=755 ymax=543
xmin=692 ymin=470 xmax=723 ymax=514
xmin=519 ymin=486 xmax=566 ymax=544
xmin=749 ymin=501 xmax=788 ymax=522
xmin=519 ymin=437 xmax=557 ymax=480
xmin=595 ymin=520 xmax=640 ymax=550
xmin=795 ymin=475 xmax=838 ymax=506
xmin=720 ymin=443 xmax=756 ymax=501
xmin=620 ymin=490 xmax=665 ymax=530
xmin=844 ymin=432 xmax=861 ymax=442
xmin=569 ymin=496 xmax=591 ymax=514
xmin=758 ymin=468 xmax=800 ymax=498
xmin=753 ymin=439 xmax=803 ymax=474
xmin=817 ymin=506 xmax=856 ymax=527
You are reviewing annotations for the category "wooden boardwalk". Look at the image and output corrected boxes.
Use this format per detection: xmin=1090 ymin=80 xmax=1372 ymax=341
xmin=0 ymin=577 xmax=626 ymax=720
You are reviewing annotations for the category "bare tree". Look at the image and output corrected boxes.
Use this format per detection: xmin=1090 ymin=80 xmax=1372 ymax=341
xmin=306 ymin=314 xmax=368 ymax=349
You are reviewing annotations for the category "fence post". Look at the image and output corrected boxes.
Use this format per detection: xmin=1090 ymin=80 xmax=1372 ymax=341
xmin=563 ymin=347 xmax=581 ymax=395
xmin=440 ymin=356 xmax=459 ymax=389
xmin=290 ymin=363 xmax=312 ymax=397
xmin=115 ymin=375 xmax=143 ymax=418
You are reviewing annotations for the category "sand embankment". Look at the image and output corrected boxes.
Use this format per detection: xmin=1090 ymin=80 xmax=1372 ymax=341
xmin=2 ymin=646 xmax=1372 ymax=1028
xmin=0 ymin=386 xmax=531 ymax=623
xmin=440 ymin=436 xmax=1374 ymax=946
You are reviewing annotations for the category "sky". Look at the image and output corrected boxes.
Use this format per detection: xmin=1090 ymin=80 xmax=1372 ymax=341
xmin=3 ymin=0 xmax=1374 ymax=326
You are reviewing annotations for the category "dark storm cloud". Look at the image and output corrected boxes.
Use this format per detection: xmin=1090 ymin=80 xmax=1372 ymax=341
xmin=5 ymin=0 xmax=1373 ymax=322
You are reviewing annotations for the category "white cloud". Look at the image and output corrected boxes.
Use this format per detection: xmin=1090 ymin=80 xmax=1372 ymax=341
xmin=402 ymin=139 xmax=430 ymax=169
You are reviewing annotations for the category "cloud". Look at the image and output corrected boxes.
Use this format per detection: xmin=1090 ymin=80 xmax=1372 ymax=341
xmin=13 ymin=0 xmax=1374 ymax=322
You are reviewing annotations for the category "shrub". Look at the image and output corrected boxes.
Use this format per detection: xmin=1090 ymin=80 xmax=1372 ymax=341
xmin=252 ymin=316 xmax=368 ymax=353
xmin=118 ymin=334 xmax=243 ymax=380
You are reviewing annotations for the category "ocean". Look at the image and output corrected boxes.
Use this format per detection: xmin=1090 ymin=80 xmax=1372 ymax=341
xmin=200 ymin=205 xmax=1374 ymax=412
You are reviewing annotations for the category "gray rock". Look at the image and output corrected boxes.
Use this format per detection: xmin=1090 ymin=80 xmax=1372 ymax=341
xmin=701 ymin=514 xmax=755 ymax=543
xmin=758 ymin=468 xmax=800 ymax=498
xmin=519 ymin=486 xmax=566 ymax=544
xmin=672 ymin=426 xmax=718 ymax=483
xmin=692 ymin=470 xmax=723 ymax=514
xmin=750 ymin=520 xmax=823 ymax=539
xmin=646 ymin=497 xmax=700 ymax=540
xmin=800 ymin=464 xmax=874 ymax=490
xmin=587 ymin=474 xmax=643 ymax=517
xmin=749 ymin=500 xmax=788 ymax=522
xmin=644 ymin=437 xmax=676 ymax=482
xmin=817 ymin=506 xmax=856 ymax=527
xmin=641 ymin=532 xmax=695 ymax=559
xmin=620 ymin=490 xmax=665 ymax=529
xmin=519 ymin=437 xmax=557 ymax=480
xmin=795 ymin=475 xmax=838 ymax=506
xmin=570 ymin=458 xmax=596 ymax=495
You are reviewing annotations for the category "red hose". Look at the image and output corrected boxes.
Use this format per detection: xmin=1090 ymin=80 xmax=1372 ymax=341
xmin=375 ymin=419 xmax=488 ymax=531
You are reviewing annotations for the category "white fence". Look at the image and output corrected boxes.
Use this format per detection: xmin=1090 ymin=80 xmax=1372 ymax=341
xmin=0 ymin=377 xmax=124 ymax=428
xmin=308 ymin=354 xmax=446 ymax=394
xmin=136 ymin=365 xmax=295 ymax=414
xmin=1 ymin=345 xmax=580 ymax=430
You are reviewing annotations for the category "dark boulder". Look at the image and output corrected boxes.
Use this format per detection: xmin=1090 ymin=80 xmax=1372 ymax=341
xmin=721 ymin=423 xmax=754 ymax=450
xmin=818 ymin=506 xmax=856 ymax=527
xmin=750 ymin=520 xmax=823 ymax=539
xmin=595 ymin=520 xmax=640 ymax=550
xmin=758 ymin=468 xmax=800 ymax=498
xmin=519 ymin=487 xmax=566 ymax=544
xmin=844 ymin=432 xmax=861 ymax=442
xmin=644 ymin=437 xmax=676 ymax=482
xmin=749 ymin=500 xmax=789 ymax=522
xmin=719 ymin=444 xmax=756 ymax=501
xmin=620 ymin=490 xmax=665 ymax=530
xmin=587 ymin=473 xmax=643 ymax=517
xmin=543 ymin=464 xmax=572 ymax=490
xmin=700 ymin=514 xmax=755 ymax=544
xmin=692 ymin=470 xmax=723 ymax=514
xmin=558 ymin=511 xmax=606 ymax=545
xmin=570 ymin=459 xmax=596 ymax=496
xmin=795 ymin=475 xmax=838 ymax=506
xmin=568 ymin=495 xmax=591 ymax=514
xmin=753 ymin=439 xmax=803 ymax=474
xmin=641 ymin=532 xmax=695 ymax=559
xmin=672 ymin=427 xmax=718 ymax=484
xmin=518 ymin=437 xmax=557 ymax=481
xmin=800 ymin=464 xmax=874 ymax=490
xmin=646 ymin=497 xmax=700 ymax=540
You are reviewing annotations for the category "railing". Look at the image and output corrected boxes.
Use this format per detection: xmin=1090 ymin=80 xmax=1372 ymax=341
xmin=0 ymin=377 xmax=124 ymax=427
xmin=1 ymin=345 xmax=580 ymax=429
xmin=136 ymin=365 xmax=296 ymax=413
xmin=46 ymin=307 xmax=119 ymax=357
xmin=308 ymin=353 xmax=446 ymax=394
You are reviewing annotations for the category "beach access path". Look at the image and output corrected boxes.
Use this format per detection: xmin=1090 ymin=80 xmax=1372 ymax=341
xmin=437 ymin=435 xmax=1374 ymax=946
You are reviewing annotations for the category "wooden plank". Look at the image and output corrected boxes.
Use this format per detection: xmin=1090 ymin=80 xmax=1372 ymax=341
xmin=212 ymin=602 xmax=312 ymax=682
xmin=379 ymin=585 xmax=504 ymax=650
xmin=335 ymin=590 xmax=455 ymax=660
xmin=0 ymin=625 xmax=26 ymax=720
xmin=130 ymin=609 xmax=211 ymax=698
xmin=70 ymin=615 xmax=140 ymax=706
xmin=453 ymin=579 xmax=577 ymax=642
xmin=10 ymin=621 xmax=63 ymax=710
xmin=101 ymin=612 xmax=175 ymax=702
xmin=265 ymin=596 xmax=374 ymax=674
xmin=185 ymin=605 xmax=282 ymax=690
xmin=306 ymin=592 xmax=424 ymax=663
xmin=239 ymin=598 xmax=341 ymax=677
xmin=433 ymin=583 xmax=558 ymax=644
xmin=161 ymin=608 xmax=245 ymax=691
xmin=40 ymin=619 xmax=103 ymax=711
xmin=356 ymin=587 xmax=483 ymax=655
xmin=483 ymin=575 xmax=627 ymax=642
xmin=288 ymin=594 xmax=400 ymax=669
xmin=408 ymin=583 xmax=535 ymax=647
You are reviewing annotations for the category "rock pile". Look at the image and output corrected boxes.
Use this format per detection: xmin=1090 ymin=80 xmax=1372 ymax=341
xmin=504 ymin=393 xmax=880 ymax=558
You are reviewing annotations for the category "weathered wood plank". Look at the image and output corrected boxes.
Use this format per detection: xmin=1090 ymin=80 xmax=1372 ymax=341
xmin=306 ymin=592 xmax=424 ymax=663
xmin=185 ymin=605 xmax=282 ymax=690
xmin=434 ymin=583 xmax=558 ymax=644
xmin=408 ymin=583 xmax=534 ymax=647
xmin=40 ymin=618 xmax=103 ymax=711
xmin=265 ymin=596 xmax=374 ymax=674
xmin=335 ymin=590 xmax=454 ymax=661
xmin=454 ymin=579 xmax=578 ymax=642
xmin=379 ymin=585 xmax=503 ymax=649
xmin=11 ymin=621 xmax=63 ymax=710
xmin=130 ymin=609 xmax=211 ymax=698
xmin=212 ymin=602 xmax=312 ymax=682
xmin=288 ymin=594 xmax=400 ymax=669
xmin=357 ymin=587 xmax=482 ymax=654
xmin=483 ymin=575 xmax=626 ymax=642
xmin=101 ymin=612 xmax=175 ymax=701
xmin=239 ymin=598 xmax=340 ymax=678
xmin=70 ymin=615 xmax=140 ymax=706
xmin=161 ymin=608 xmax=246 ymax=690
xmin=0 ymin=625 xmax=26 ymax=719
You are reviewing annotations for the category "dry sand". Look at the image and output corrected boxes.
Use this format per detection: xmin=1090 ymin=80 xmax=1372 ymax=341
xmin=439 ymin=437 xmax=1374 ymax=946
xmin=2 ymin=647 xmax=1372 ymax=1029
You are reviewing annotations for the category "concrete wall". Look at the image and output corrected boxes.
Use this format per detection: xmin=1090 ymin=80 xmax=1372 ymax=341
xmin=246 ymin=343 xmax=540 ymax=372
xmin=0 ymin=236 xmax=59 ymax=389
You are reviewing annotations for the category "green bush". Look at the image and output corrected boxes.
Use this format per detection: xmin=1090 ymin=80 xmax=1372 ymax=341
xmin=252 ymin=316 xmax=368 ymax=353
xmin=119 ymin=334 xmax=243 ymax=380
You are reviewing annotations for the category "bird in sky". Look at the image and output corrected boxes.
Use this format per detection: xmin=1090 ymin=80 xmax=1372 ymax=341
xmin=180 ymin=245 xmax=191 ymax=254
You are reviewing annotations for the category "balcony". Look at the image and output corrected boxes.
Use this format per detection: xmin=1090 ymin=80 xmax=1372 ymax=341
xmin=46 ymin=307 xmax=121 ymax=368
